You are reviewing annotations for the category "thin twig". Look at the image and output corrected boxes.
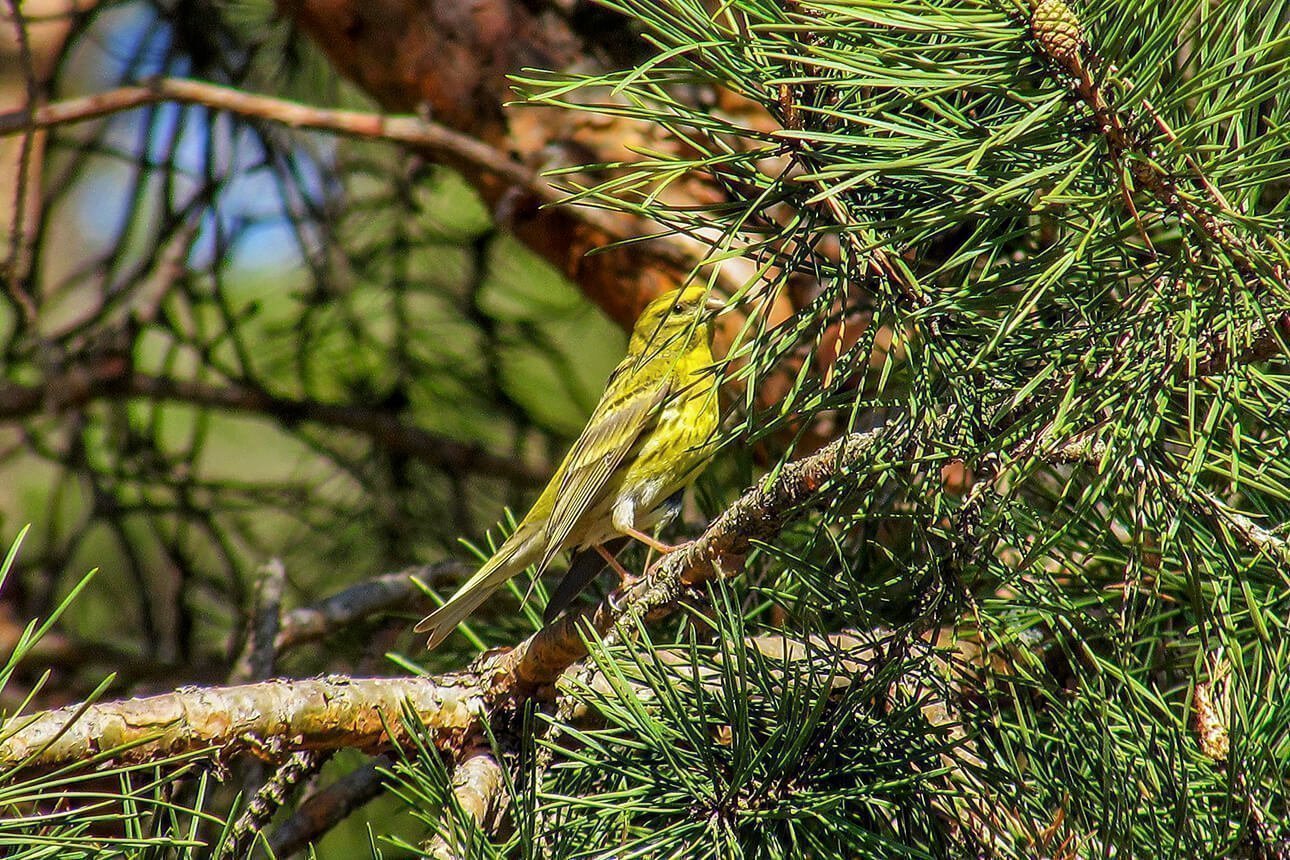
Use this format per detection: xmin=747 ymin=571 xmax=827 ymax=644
xmin=1 ymin=0 xmax=41 ymax=326
xmin=1195 ymin=312 xmax=1290 ymax=376
xmin=231 ymin=559 xmax=290 ymax=816
xmin=1043 ymin=425 xmax=1290 ymax=567
xmin=1194 ymin=490 xmax=1290 ymax=568
xmin=275 ymin=562 xmax=472 ymax=653
xmin=0 ymin=367 xmax=543 ymax=485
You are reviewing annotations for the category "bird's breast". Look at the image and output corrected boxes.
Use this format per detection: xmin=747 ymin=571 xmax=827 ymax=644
xmin=623 ymin=391 xmax=718 ymax=509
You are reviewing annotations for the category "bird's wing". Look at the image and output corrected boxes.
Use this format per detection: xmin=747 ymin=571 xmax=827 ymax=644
xmin=537 ymin=362 xmax=670 ymax=570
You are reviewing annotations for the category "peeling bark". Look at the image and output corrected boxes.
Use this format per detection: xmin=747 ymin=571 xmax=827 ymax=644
xmin=0 ymin=675 xmax=483 ymax=769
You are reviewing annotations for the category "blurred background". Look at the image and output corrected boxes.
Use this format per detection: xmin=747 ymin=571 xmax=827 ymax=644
xmin=1 ymin=2 xmax=642 ymax=851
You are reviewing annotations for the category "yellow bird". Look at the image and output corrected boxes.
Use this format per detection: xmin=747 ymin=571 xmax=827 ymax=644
xmin=416 ymin=285 xmax=723 ymax=650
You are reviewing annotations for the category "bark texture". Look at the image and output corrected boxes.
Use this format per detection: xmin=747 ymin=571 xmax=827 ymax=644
xmin=0 ymin=675 xmax=481 ymax=769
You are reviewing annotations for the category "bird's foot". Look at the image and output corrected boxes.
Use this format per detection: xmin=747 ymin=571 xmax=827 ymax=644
xmin=642 ymin=553 xmax=676 ymax=582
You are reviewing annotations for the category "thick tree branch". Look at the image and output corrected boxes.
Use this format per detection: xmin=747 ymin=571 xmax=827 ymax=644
xmin=0 ymin=628 xmax=907 ymax=771
xmin=0 ymin=675 xmax=482 ymax=770
xmin=274 ymin=0 xmax=769 ymax=328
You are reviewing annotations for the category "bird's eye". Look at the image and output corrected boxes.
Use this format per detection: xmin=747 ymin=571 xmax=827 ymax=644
xmin=671 ymin=304 xmax=687 ymax=315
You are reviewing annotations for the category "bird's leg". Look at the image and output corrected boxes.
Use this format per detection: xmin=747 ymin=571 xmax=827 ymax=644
xmin=620 ymin=525 xmax=680 ymax=555
xmin=596 ymin=543 xmax=638 ymax=589
xmin=619 ymin=525 xmax=687 ymax=581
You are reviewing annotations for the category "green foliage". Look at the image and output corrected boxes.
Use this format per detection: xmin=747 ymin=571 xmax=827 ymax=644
xmin=498 ymin=0 xmax=1290 ymax=855
xmin=385 ymin=587 xmax=974 ymax=858
xmin=534 ymin=597 xmax=956 ymax=859
xmin=0 ymin=529 xmax=235 ymax=859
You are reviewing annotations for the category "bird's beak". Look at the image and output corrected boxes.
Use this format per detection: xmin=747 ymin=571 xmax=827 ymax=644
xmin=705 ymin=295 xmax=726 ymax=311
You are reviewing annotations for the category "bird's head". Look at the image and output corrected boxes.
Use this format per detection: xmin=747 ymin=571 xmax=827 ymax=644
xmin=628 ymin=285 xmax=723 ymax=356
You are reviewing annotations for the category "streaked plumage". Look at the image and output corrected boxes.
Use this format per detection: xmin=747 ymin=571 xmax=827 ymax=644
xmin=416 ymin=285 xmax=722 ymax=649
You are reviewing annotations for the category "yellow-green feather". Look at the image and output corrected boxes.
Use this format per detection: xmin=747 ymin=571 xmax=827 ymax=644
xmin=416 ymin=285 xmax=720 ymax=649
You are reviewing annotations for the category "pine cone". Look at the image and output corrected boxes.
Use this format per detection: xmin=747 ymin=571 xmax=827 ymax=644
xmin=1031 ymin=0 xmax=1085 ymax=67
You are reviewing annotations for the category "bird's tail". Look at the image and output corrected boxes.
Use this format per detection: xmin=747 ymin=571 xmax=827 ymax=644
xmin=415 ymin=529 xmax=538 ymax=650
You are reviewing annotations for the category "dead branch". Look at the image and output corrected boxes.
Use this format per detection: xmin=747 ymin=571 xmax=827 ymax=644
xmin=269 ymin=755 xmax=390 ymax=858
xmin=0 ymin=73 xmax=728 ymax=328
xmin=275 ymin=562 xmax=472 ymax=653
xmin=231 ymin=559 xmax=287 ymax=684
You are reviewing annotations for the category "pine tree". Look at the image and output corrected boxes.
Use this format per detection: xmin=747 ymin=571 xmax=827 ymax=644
xmin=0 ymin=0 xmax=1287 ymax=857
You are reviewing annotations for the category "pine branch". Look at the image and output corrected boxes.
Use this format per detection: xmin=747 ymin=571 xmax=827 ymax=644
xmin=0 ymin=627 xmax=918 ymax=771
xmin=0 ymin=426 xmax=902 ymax=773
xmin=1195 ymin=312 xmax=1290 ymax=376
xmin=1027 ymin=0 xmax=1286 ymax=291
xmin=1045 ymin=423 xmax=1290 ymax=564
